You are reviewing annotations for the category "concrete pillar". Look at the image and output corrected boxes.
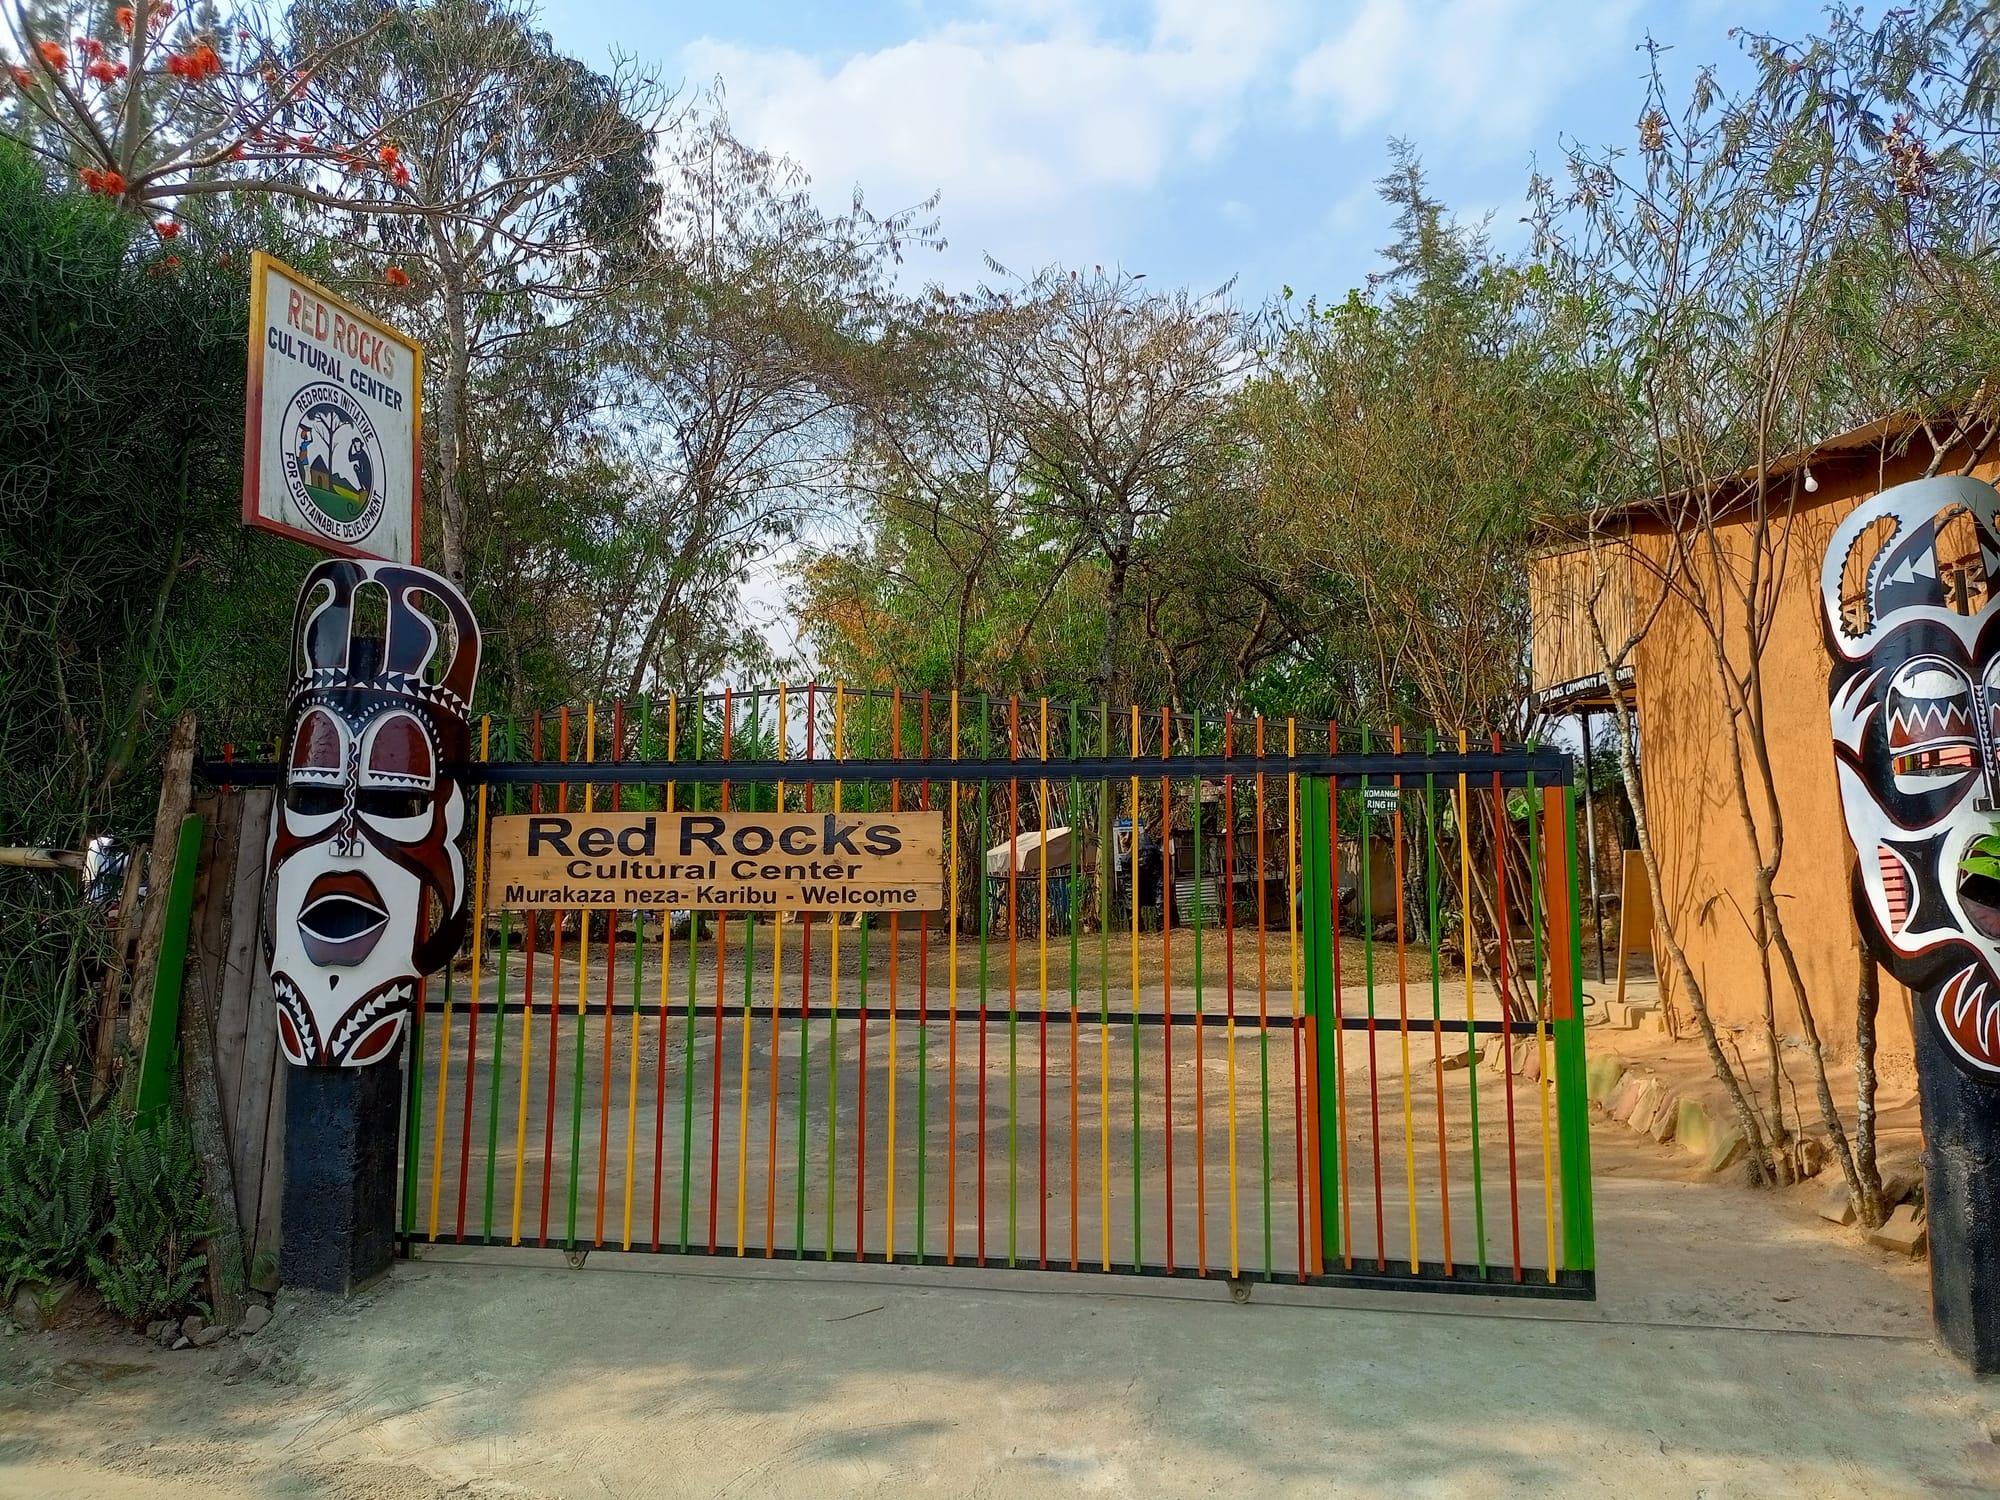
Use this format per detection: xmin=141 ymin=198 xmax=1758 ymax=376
xmin=281 ymin=1060 xmax=403 ymax=1294
xmin=1912 ymin=1017 xmax=2000 ymax=1373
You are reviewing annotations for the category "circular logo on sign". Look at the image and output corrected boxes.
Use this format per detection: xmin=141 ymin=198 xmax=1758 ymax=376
xmin=282 ymin=382 xmax=386 ymax=543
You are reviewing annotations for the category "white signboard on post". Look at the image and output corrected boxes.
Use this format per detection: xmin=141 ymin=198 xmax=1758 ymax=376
xmin=243 ymin=252 xmax=422 ymax=562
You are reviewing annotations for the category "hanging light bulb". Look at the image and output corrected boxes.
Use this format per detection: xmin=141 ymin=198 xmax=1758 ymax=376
xmin=1804 ymin=466 xmax=1820 ymax=494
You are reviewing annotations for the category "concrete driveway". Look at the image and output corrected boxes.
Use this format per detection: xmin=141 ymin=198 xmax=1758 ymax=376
xmin=2 ymin=1125 xmax=1996 ymax=1498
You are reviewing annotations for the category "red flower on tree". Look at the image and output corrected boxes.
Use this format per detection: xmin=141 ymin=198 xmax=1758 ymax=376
xmin=384 ymin=265 xmax=411 ymax=287
xmin=8 ymin=64 xmax=33 ymax=88
xmin=377 ymin=144 xmax=398 ymax=166
xmin=37 ymin=40 xmax=67 ymax=69
xmin=168 ymin=44 xmax=221 ymax=82
xmin=80 ymin=38 xmax=104 ymax=59
xmin=86 ymin=59 xmax=117 ymax=84
xmin=392 ymin=163 xmax=411 ymax=187
xmin=155 ymin=219 xmax=179 ymax=238
xmin=115 ymin=6 xmax=134 ymax=33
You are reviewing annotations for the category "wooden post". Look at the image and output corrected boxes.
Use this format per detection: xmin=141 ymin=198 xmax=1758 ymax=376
xmin=91 ymin=840 xmax=149 ymax=1103
xmin=178 ymin=796 xmax=247 ymax=1325
xmin=1613 ymin=849 xmax=1654 ymax=1010
xmin=121 ymin=711 xmax=198 ymax=1101
xmin=1577 ymin=707 xmax=1607 ymax=983
xmin=0 ymin=846 xmax=84 ymax=870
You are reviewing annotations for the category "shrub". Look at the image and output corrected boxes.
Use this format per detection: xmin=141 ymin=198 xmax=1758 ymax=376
xmin=0 ymin=1034 xmax=108 ymax=1300
xmin=87 ymin=1111 xmax=214 ymax=1324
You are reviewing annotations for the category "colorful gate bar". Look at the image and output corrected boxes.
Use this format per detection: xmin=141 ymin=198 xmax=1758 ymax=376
xmin=208 ymin=688 xmax=1594 ymax=1296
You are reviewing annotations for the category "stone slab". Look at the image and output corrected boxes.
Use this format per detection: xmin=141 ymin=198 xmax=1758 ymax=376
xmin=1868 ymin=1204 xmax=1928 ymax=1258
xmin=1818 ymin=1182 xmax=1858 ymax=1226
xmin=1584 ymin=1055 xmax=1627 ymax=1104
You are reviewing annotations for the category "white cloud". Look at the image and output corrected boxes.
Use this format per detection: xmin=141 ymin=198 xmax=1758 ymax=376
xmin=1291 ymin=0 xmax=1644 ymax=148
xmin=676 ymin=0 xmax=1662 ymax=291
xmin=680 ymin=1 xmax=1303 ymax=284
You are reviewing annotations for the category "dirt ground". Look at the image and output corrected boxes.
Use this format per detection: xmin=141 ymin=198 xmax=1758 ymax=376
xmin=5 ymin=939 xmax=1985 ymax=1497
xmin=4 ymin=1099 xmax=1995 ymax=1499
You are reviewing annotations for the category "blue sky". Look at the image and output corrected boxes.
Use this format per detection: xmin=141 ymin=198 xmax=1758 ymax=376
xmin=536 ymin=0 xmax=1826 ymax=305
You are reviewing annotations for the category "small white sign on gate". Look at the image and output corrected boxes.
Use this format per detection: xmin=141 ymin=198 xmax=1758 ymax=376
xmin=243 ymin=252 xmax=422 ymax=563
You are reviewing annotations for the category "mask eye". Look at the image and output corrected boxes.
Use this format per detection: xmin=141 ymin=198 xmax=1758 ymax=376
xmin=1886 ymin=656 xmax=1978 ymax=795
xmin=356 ymin=712 xmax=437 ymax=832
xmin=362 ymin=711 xmax=434 ymax=786
xmin=285 ymin=709 xmax=348 ymax=824
xmin=286 ymin=785 xmax=345 ymax=817
xmin=357 ymin=787 xmax=427 ymax=820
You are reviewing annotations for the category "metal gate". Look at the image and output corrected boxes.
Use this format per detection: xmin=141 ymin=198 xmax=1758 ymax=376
xmin=335 ymin=687 xmax=1588 ymax=1297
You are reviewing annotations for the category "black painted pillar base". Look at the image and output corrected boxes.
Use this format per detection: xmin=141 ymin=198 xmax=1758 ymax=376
xmin=1913 ymin=1016 xmax=2000 ymax=1375
xmin=282 ymin=1060 xmax=403 ymax=1295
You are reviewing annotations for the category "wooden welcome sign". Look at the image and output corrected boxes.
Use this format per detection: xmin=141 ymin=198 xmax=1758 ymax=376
xmin=486 ymin=810 xmax=946 ymax=911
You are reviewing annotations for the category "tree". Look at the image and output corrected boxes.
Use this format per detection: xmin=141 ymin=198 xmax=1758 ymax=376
xmin=806 ymin=289 xmax=1036 ymax=692
xmin=0 ymin=135 xmax=303 ymax=855
xmin=607 ymin=102 xmax=936 ymax=699
xmin=813 ymin=267 xmax=1247 ymax=708
xmin=7 ymin=0 xmax=425 ymax=219
xmin=990 ymin=266 xmax=1245 ymax=704
xmin=287 ymin=0 xmax=671 ymax=584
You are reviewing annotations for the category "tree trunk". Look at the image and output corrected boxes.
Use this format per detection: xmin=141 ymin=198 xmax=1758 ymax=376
xmin=1095 ymin=535 xmax=1132 ymax=705
xmin=1853 ymin=955 xmax=1887 ymax=1227
xmin=433 ymin=270 xmax=473 ymax=585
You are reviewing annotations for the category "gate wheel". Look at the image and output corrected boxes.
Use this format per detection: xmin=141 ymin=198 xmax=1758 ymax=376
xmin=565 ymin=1248 xmax=590 ymax=1269
xmin=1228 ymin=1276 xmax=1252 ymax=1305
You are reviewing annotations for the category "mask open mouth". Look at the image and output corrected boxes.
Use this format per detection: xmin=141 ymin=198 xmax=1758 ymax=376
xmin=298 ymin=870 xmax=390 ymax=966
xmin=1937 ymin=964 xmax=2000 ymax=1073
xmin=1959 ymin=833 xmax=2000 ymax=940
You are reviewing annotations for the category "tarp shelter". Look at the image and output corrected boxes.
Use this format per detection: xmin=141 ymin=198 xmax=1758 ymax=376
xmin=985 ymin=826 xmax=1092 ymax=877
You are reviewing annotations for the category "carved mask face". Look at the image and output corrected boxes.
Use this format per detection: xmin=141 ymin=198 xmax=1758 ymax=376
xmin=263 ymin=560 xmax=480 ymax=1066
xmin=1824 ymin=474 xmax=2000 ymax=1078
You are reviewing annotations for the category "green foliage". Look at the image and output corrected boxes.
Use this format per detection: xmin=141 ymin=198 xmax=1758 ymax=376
xmin=0 ymin=135 xmax=311 ymax=854
xmin=87 ymin=1112 xmax=214 ymax=1325
xmin=0 ymin=964 xmax=214 ymax=1321
xmin=1961 ymin=831 xmax=2000 ymax=885
xmin=1236 ymin=146 xmax=1601 ymax=735
xmin=0 ymin=1027 xmax=108 ymax=1300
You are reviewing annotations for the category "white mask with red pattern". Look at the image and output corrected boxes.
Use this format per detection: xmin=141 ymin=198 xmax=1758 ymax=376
xmin=262 ymin=560 xmax=480 ymax=1067
xmin=1824 ymin=474 xmax=2000 ymax=1078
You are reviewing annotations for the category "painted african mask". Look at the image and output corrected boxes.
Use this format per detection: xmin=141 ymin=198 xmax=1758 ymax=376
xmin=1824 ymin=473 xmax=2000 ymax=1080
xmin=263 ymin=559 xmax=480 ymax=1067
